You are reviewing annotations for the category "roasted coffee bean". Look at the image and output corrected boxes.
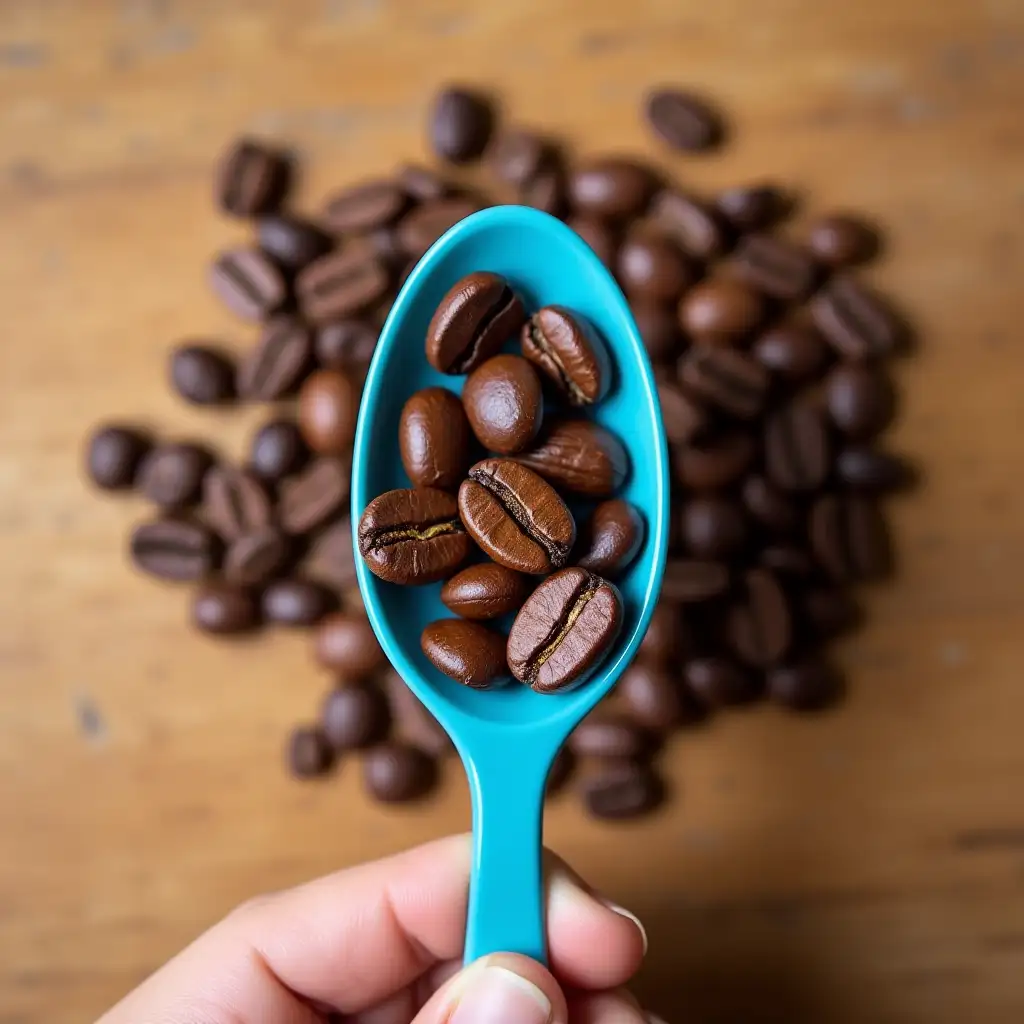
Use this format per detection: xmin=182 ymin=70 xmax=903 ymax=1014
xmin=279 ymin=457 xmax=350 ymax=534
xmin=209 ymin=248 xmax=286 ymax=321
xmin=547 ymin=747 xmax=575 ymax=795
xmin=399 ymin=387 xmax=472 ymax=490
xmin=86 ymin=424 xmax=149 ymax=490
xmin=752 ymin=321 xmax=828 ymax=381
xmin=684 ymin=657 xmax=756 ymax=707
xmin=765 ymin=401 xmax=831 ymax=493
xmin=463 ymin=354 xmax=544 ymax=454
xmin=715 ymin=184 xmax=788 ymax=232
xmin=661 ymin=559 xmax=730 ymax=603
xmin=522 ymin=306 xmax=610 ymax=407
xmin=570 ymin=712 xmax=650 ymax=759
xmin=363 ymin=742 xmax=436 ymax=802
xmin=359 ymin=487 xmax=470 ymax=584
xmin=673 ymin=430 xmax=754 ymax=490
xmin=810 ymin=494 xmax=891 ymax=582
xmin=426 ymin=271 xmax=525 ymax=374
xmin=741 ymin=476 xmax=799 ymax=534
xmin=458 ymin=458 xmax=575 ymax=574
xmin=581 ymin=760 xmax=663 ymax=819
xmin=383 ymin=669 xmax=453 ymax=756
xmin=249 ymin=418 xmax=307 ymax=482
xmin=576 ymin=499 xmax=644 ymax=577
xmin=169 ymin=345 xmax=235 ymax=405
xmin=421 ymin=618 xmax=509 ymax=688
xmin=296 ymin=248 xmax=389 ymax=325
xmin=430 ymin=86 xmax=493 ymax=163
xmin=731 ymin=234 xmax=819 ymax=300
xmin=262 ymin=578 xmax=333 ymax=626
xmin=650 ymin=189 xmax=728 ymax=261
xmin=287 ymin=725 xmax=333 ymax=778
xmin=137 ymin=442 xmax=212 ymax=508
xmin=298 ymin=369 xmax=360 ymax=455
xmin=320 ymin=683 xmax=390 ymax=750
xmin=808 ymin=214 xmax=879 ymax=267
xmin=768 ymin=659 xmax=842 ymax=710
xmin=130 ymin=519 xmax=217 ymax=581
xmin=322 ymin=179 xmax=408 ymax=233
xmin=631 ymin=300 xmax=682 ymax=363
xmin=315 ymin=319 xmax=378 ymax=373
xmin=305 ymin=516 xmax=357 ymax=588
xmin=237 ymin=316 xmax=312 ymax=401
xmin=507 ymin=568 xmax=622 ymax=692
xmin=516 ymin=419 xmax=628 ymax=497
xmin=678 ymin=278 xmax=764 ymax=345
xmin=678 ymin=345 xmax=768 ymax=419
xmin=825 ymin=363 xmax=896 ymax=439
xmin=396 ymin=197 xmax=481 ymax=259
xmin=202 ymin=465 xmax=272 ymax=541
xmin=617 ymin=233 xmax=695 ymax=303
xmin=811 ymin=275 xmax=903 ymax=359
xmin=257 ymin=214 xmax=331 ymax=271
xmin=619 ymin=662 xmax=695 ymax=732
xmin=680 ymin=496 xmax=747 ymax=560
xmin=638 ymin=602 xmax=690 ymax=664
xmin=760 ymin=544 xmax=815 ymax=578
xmin=568 ymin=158 xmax=654 ymax=219
xmin=396 ymin=163 xmax=448 ymax=201
xmin=223 ymin=528 xmax=289 ymax=586
xmin=521 ymin=164 xmax=566 ymax=217
xmin=490 ymin=129 xmax=548 ymax=185
xmin=835 ymin=447 xmax=913 ymax=491
xmin=441 ymin=563 xmax=529 ymax=620
xmin=191 ymin=582 xmax=258 ymax=635
xmin=644 ymin=87 xmax=723 ymax=151
xmin=568 ymin=215 xmax=618 ymax=267
xmin=727 ymin=568 xmax=791 ymax=667
xmin=314 ymin=612 xmax=384 ymax=678
xmin=801 ymin=587 xmax=861 ymax=638
xmin=215 ymin=137 xmax=288 ymax=217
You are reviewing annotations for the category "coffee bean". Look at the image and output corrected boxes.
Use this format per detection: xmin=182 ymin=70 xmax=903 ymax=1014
xmin=463 ymin=354 xmax=544 ymax=454
xmin=644 ymin=87 xmax=723 ymax=151
xmin=224 ymin=528 xmax=289 ymax=586
xmin=727 ymin=568 xmax=791 ymax=667
xmin=399 ymin=387 xmax=472 ymax=490
xmin=752 ymin=321 xmax=828 ymax=381
xmin=678 ymin=278 xmax=764 ymax=345
xmin=547 ymin=747 xmax=575 ymax=795
xmin=684 ymin=657 xmax=756 ymax=707
xmin=835 ymin=447 xmax=913 ymax=492
xmin=678 ymin=345 xmax=768 ymax=419
xmin=768 ymin=659 xmax=842 ymax=710
xmin=661 ymin=559 xmax=730 ymax=603
xmin=581 ymin=760 xmax=663 ymax=819
xmin=673 ymin=430 xmax=754 ymax=490
xmin=257 ymin=214 xmax=332 ymax=271
xmin=631 ymin=301 xmax=682 ymax=363
xmin=441 ymin=563 xmax=529 ymax=620
xmin=490 ymin=129 xmax=548 ymax=185
xmin=522 ymin=306 xmax=610 ymax=407
xmin=617 ymin=233 xmax=695 ymax=303
xmin=130 ymin=519 xmax=217 ymax=581
xmin=808 ymin=214 xmax=879 ymax=267
xmin=305 ymin=516 xmax=356 ymax=589
xmin=85 ymin=424 xmax=149 ymax=490
xmin=169 ymin=345 xmax=235 ymax=405
xmin=191 ymin=582 xmax=258 ymax=634
xmin=396 ymin=163 xmax=448 ymax=201
xmin=262 ymin=578 xmax=333 ymax=626
xmin=760 ymin=544 xmax=815 ymax=578
xmin=765 ymin=401 xmax=831 ymax=492
xmin=811 ymin=275 xmax=903 ymax=359
xmin=322 ymin=179 xmax=408 ymax=233
xmin=321 ymin=683 xmax=390 ymax=750
xmin=296 ymin=248 xmax=390 ymax=325
xmin=137 ymin=442 xmax=212 ymax=508
xmin=731 ymin=234 xmax=819 ymax=300
xmin=516 ymin=419 xmax=628 ymax=497
xmin=650 ymin=189 xmax=728 ymax=261
xmin=825 ymin=363 xmax=896 ymax=439
xmin=568 ymin=158 xmax=654 ymax=219
xmin=298 ymin=369 xmax=360 ymax=455
xmin=741 ymin=475 xmax=799 ymax=534
xmin=396 ymin=197 xmax=481 ymax=259
xmin=359 ymin=487 xmax=470 ymax=584
xmin=570 ymin=712 xmax=650 ymax=759
xmin=314 ymin=612 xmax=384 ymax=678
xmin=314 ymin=321 xmax=377 ymax=377
xmin=619 ymin=662 xmax=695 ymax=731
xmin=279 ymin=457 xmax=350 ymax=534
xmin=576 ymin=499 xmax=644 ymax=577
xmin=202 ymin=465 xmax=272 ymax=541
xmin=521 ymin=164 xmax=566 ymax=217
xmin=209 ymin=247 xmax=286 ymax=321
xmin=810 ymin=494 xmax=891 ymax=582
xmin=363 ymin=742 xmax=436 ymax=802
xmin=680 ymin=496 xmax=747 ymax=560
xmin=215 ymin=137 xmax=289 ymax=217
xmin=237 ymin=316 xmax=312 ymax=401
xmin=421 ymin=618 xmax=509 ymax=688
xmin=382 ymin=669 xmax=453 ymax=756
xmin=568 ymin=215 xmax=618 ymax=267
xmin=638 ymin=602 xmax=691 ymax=664
xmin=507 ymin=568 xmax=622 ymax=692
xmin=430 ymin=87 xmax=493 ymax=163
xmin=287 ymin=725 xmax=333 ymax=778
xmin=715 ymin=184 xmax=789 ymax=232
xmin=801 ymin=587 xmax=861 ymax=638
xmin=248 ymin=418 xmax=308 ymax=482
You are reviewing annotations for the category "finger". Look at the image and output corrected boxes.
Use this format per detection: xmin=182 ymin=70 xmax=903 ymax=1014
xmin=568 ymin=988 xmax=649 ymax=1024
xmin=347 ymin=961 xmax=459 ymax=1024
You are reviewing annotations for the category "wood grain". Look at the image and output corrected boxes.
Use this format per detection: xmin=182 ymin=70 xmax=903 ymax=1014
xmin=1 ymin=1 xmax=1023 ymax=1021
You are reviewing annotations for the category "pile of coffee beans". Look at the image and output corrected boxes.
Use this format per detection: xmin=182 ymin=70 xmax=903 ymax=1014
xmin=85 ymin=83 xmax=911 ymax=819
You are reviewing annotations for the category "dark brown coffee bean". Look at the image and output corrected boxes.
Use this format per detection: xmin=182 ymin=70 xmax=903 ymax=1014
xmin=522 ymin=306 xmax=609 ymax=407
xmin=297 ymin=369 xmax=360 ymax=455
xmin=661 ymin=560 xmax=729 ymax=603
xmin=322 ymin=179 xmax=408 ymax=234
xmin=752 ymin=321 xmax=828 ymax=381
xmin=673 ymin=430 xmax=754 ymax=490
xmin=192 ymin=582 xmax=258 ymax=635
xmin=576 ymin=499 xmax=644 ymax=577
xmin=765 ymin=402 xmax=831 ymax=493
xmin=801 ymin=587 xmax=861 ymax=638
xmin=441 ymin=563 xmax=529 ymax=620
xmin=638 ymin=602 xmax=691 ymax=664
xmin=760 ymin=544 xmax=815 ymax=578
xmin=305 ymin=516 xmax=356 ymax=589
xmin=768 ymin=659 xmax=842 ymax=710
xmin=727 ymin=569 xmax=791 ymax=667
xmin=279 ymin=457 xmax=350 ymax=534
xmin=359 ymin=487 xmax=470 ymax=584
xmin=396 ymin=163 xmax=448 ymax=201
xmin=130 ymin=519 xmax=217 ymax=581
xmin=399 ymin=387 xmax=472 ymax=490
xmin=678 ymin=278 xmax=764 ymax=345
xmin=825 ymin=363 xmax=896 ymax=439
xmin=363 ymin=742 xmax=436 ymax=802
xmin=287 ymin=725 xmax=333 ymax=778
xmin=315 ymin=319 xmax=378 ymax=374
xmin=262 ymin=578 xmax=333 ymax=626
xmin=314 ymin=612 xmax=384 ymax=678
xmin=581 ymin=760 xmax=663 ymax=819
xmin=811 ymin=275 xmax=903 ymax=359
xmin=810 ymin=494 xmax=891 ymax=582
xmin=85 ymin=424 xmax=149 ymax=490
xmin=209 ymin=247 xmax=286 ymax=321
xmin=741 ymin=476 xmax=798 ymax=534
xmin=202 ymin=465 xmax=272 ymax=542
xmin=463 ymin=355 xmax=544 ymax=454
xmin=617 ymin=233 xmax=695 ymax=303
xmin=421 ymin=618 xmax=509 ymax=688
xmin=224 ymin=528 xmax=289 ymax=586
xmin=568 ymin=158 xmax=654 ymax=220
xmin=137 ymin=442 xmax=212 ymax=509
xmin=215 ymin=138 xmax=288 ymax=217
xmin=396 ymin=197 xmax=481 ymax=259
xmin=715 ymin=184 xmax=788 ymax=232
xmin=569 ymin=712 xmax=649 ymax=759
xmin=568 ymin=215 xmax=618 ymax=267
xmin=808 ymin=214 xmax=879 ymax=267
xmin=631 ymin=301 xmax=682 ymax=363
xmin=650 ymin=189 xmax=727 ymax=261
xmin=684 ymin=657 xmax=757 ymax=707
xmin=249 ymin=418 xmax=307 ymax=482
xmin=731 ymin=234 xmax=819 ymax=301
xmin=508 ymin=567 xmax=622 ymax=692
xmin=297 ymin=248 xmax=389 ymax=325
xmin=521 ymin=164 xmax=566 ymax=217
xmin=680 ymin=496 xmax=747 ymax=559
xmin=383 ymin=669 xmax=453 ymax=756
xmin=678 ymin=345 xmax=768 ymax=419
xmin=430 ymin=86 xmax=493 ymax=163
xmin=169 ymin=345 xmax=235 ymax=406
xmin=619 ymin=662 xmax=696 ymax=732
xmin=644 ymin=87 xmax=723 ymax=151
xmin=490 ymin=129 xmax=548 ymax=185
xmin=835 ymin=447 xmax=913 ymax=492
xmin=237 ymin=316 xmax=312 ymax=401
xmin=516 ymin=419 xmax=628 ymax=497
xmin=257 ymin=214 xmax=331 ymax=271
xmin=321 ymin=683 xmax=389 ymax=750
xmin=459 ymin=459 xmax=575 ymax=575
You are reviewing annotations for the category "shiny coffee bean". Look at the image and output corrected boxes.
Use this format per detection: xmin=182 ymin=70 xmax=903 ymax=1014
xmin=569 ymin=712 xmax=650 ymax=759
xmin=363 ymin=743 xmax=436 ymax=802
xmin=508 ymin=568 xmax=623 ymax=692
xmin=426 ymin=271 xmax=526 ymax=374
xmin=287 ymin=725 xmax=333 ymax=778
xmin=215 ymin=137 xmax=289 ymax=217
xmin=715 ymin=184 xmax=788 ymax=232
xmin=169 ymin=345 xmax=235 ymax=405
xmin=137 ymin=442 xmax=212 ymax=508
xmin=835 ymin=447 xmax=913 ymax=491
xmin=522 ymin=306 xmax=610 ymax=407
xmin=130 ymin=519 xmax=218 ymax=582
xmin=802 ymin=587 xmax=861 ymax=639
xmin=825 ymin=363 xmax=896 ymax=439
xmin=315 ymin=319 xmax=378 ymax=373
xmin=568 ymin=215 xmax=618 ymax=267
xmin=521 ymin=163 xmax=567 ymax=217
xmin=727 ymin=568 xmax=791 ymax=667
xmin=383 ymin=669 xmax=454 ymax=756
xmin=320 ymin=683 xmax=390 ymax=750
xmin=237 ymin=316 xmax=312 ymax=401
xmin=638 ymin=602 xmax=690 ymax=664
xmin=421 ymin=618 xmax=509 ymax=688
xmin=576 ymin=499 xmax=644 ymax=577
xmin=684 ymin=657 xmax=756 ymax=707
xmin=644 ymin=87 xmax=723 ymax=151
xmin=581 ymin=760 xmax=664 ymax=819
xmin=314 ymin=612 xmax=384 ymax=678
xmin=516 ymin=419 xmax=628 ymax=497
xmin=765 ymin=401 xmax=831 ymax=492
xmin=568 ymin=158 xmax=654 ymax=219
xmin=731 ymin=233 xmax=819 ymax=300
xmin=619 ymin=662 xmax=694 ymax=731
xmin=202 ymin=465 xmax=272 ymax=542
xmin=660 ymin=559 xmax=730 ymax=603
xmin=811 ymin=275 xmax=903 ymax=359
xmin=810 ymin=494 xmax=891 ymax=582
xmin=396 ymin=197 xmax=481 ymax=259
xmin=808 ymin=214 xmax=879 ymax=267
xmin=305 ymin=517 xmax=357 ymax=589
xmin=279 ymin=457 xmax=350 ymax=534
xmin=678 ymin=278 xmax=763 ymax=345
xmin=430 ymin=86 xmax=493 ymax=163
xmin=297 ymin=248 xmax=390 ymax=325
xmin=192 ymin=582 xmax=258 ymax=635
xmin=490 ymin=129 xmax=548 ymax=185
xmin=257 ymin=214 xmax=331 ymax=271
xmin=209 ymin=247 xmax=286 ymax=321
xmin=441 ymin=563 xmax=529 ymax=620
xmin=463 ymin=355 xmax=544 ymax=454
xmin=650 ymin=189 xmax=728 ymax=261
xmin=741 ymin=476 xmax=799 ymax=534
xmin=617 ymin=233 xmax=694 ymax=303
xmin=752 ymin=321 xmax=828 ymax=381
xmin=322 ymin=179 xmax=408 ymax=233
xmin=262 ymin=578 xmax=333 ymax=626
xmin=678 ymin=345 xmax=768 ymax=419
xmin=631 ymin=300 xmax=682 ymax=363
xmin=85 ymin=424 xmax=149 ymax=490
xmin=768 ymin=659 xmax=842 ymax=710
xmin=249 ymin=418 xmax=307 ymax=482
xmin=673 ymin=430 xmax=754 ymax=490
xmin=298 ymin=369 xmax=360 ymax=454
xmin=399 ymin=387 xmax=472 ymax=490
xmin=680 ymin=496 xmax=747 ymax=559
xmin=223 ymin=528 xmax=289 ymax=586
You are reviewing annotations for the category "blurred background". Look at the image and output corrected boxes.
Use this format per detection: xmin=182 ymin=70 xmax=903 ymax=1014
xmin=2 ymin=1 xmax=1023 ymax=1022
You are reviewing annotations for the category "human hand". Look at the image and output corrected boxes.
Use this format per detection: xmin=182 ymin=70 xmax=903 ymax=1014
xmin=97 ymin=834 xmax=664 ymax=1024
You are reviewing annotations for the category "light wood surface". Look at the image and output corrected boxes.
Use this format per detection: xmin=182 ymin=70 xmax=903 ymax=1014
xmin=2 ymin=2 xmax=1023 ymax=1021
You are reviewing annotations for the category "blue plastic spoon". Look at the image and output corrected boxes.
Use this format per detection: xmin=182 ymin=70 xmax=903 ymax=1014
xmin=351 ymin=206 xmax=668 ymax=966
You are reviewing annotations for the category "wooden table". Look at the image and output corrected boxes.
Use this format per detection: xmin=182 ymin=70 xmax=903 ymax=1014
xmin=2 ymin=1 xmax=1023 ymax=1021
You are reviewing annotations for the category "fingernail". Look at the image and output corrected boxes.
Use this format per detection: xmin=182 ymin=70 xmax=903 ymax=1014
xmin=601 ymin=899 xmax=649 ymax=956
xmin=449 ymin=963 xmax=551 ymax=1024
